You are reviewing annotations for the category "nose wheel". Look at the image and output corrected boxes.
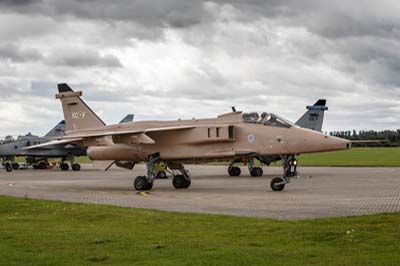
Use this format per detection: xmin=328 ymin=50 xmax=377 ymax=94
xmin=270 ymin=177 xmax=285 ymax=191
xmin=270 ymin=155 xmax=298 ymax=192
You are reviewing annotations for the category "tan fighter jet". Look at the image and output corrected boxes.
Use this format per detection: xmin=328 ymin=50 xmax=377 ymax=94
xmin=30 ymin=83 xmax=351 ymax=192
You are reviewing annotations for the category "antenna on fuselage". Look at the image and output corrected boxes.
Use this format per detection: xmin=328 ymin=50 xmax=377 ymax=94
xmin=231 ymin=106 xmax=236 ymax=112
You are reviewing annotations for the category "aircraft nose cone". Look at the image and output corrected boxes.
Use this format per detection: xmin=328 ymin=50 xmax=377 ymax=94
xmin=298 ymin=129 xmax=352 ymax=153
xmin=325 ymin=135 xmax=352 ymax=150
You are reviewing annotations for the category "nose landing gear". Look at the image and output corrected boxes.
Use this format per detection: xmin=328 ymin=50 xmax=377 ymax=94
xmin=270 ymin=155 xmax=298 ymax=192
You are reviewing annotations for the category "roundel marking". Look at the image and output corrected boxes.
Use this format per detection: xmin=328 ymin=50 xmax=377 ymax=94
xmin=248 ymin=134 xmax=255 ymax=143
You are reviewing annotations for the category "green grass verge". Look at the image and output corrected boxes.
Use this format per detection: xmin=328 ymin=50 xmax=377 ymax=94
xmin=298 ymin=147 xmax=400 ymax=167
xmin=1 ymin=196 xmax=400 ymax=266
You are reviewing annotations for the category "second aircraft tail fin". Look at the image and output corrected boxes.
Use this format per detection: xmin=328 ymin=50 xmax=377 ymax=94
xmin=44 ymin=120 xmax=66 ymax=137
xmin=295 ymin=99 xmax=328 ymax=132
xmin=119 ymin=114 xmax=134 ymax=124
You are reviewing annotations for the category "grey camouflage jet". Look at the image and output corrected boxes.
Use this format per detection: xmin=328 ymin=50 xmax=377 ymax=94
xmin=1 ymin=115 xmax=134 ymax=172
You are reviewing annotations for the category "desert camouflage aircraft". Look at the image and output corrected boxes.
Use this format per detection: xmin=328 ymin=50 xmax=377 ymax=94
xmin=28 ymin=83 xmax=351 ymax=192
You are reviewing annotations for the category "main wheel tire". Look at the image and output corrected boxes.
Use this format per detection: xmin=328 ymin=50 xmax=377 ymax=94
xmin=60 ymin=163 xmax=69 ymax=171
xmin=38 ymin=161 xmax=47 ymax=170
xmin=156 ymin=171 xmax=167 ymax=179
xmin=173 ymin=175 xmax=190 ymax=189
xmin=72 ymin=163 xmax=81 ymax=171
xmin=12 ymin=163 xmax=19 ymax=170
xmin=250 ymin=167 xmax=263 ymax=177
xmin=134 ymin=176 xmax=153 ymax=191
xmin=5 ymin=163 xmax=12 ymax=172
xmin=270 ymin=177 xmax=285 ymax=192
xmin=228 ymin=166 xmax=241 ymax=176
xmin=183 ymin=178 xmax=191 ymax=188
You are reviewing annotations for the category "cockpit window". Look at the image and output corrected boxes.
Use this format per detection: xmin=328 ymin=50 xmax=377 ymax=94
xmin=243 ymin=112 xmax=260 ymax=123
xmin=3 ymin=136 xmax=15 ymax=143
xmin=262 ymin=114 xmax=291 ymax=128
xmin=243 ymin=112 xmax=292 ymax=128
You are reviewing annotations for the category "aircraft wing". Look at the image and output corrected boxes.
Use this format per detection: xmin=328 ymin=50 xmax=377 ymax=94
xmin=22 ymin=126 xmax=195 ymax=149
xmin=64 ymin=126 xmax=196 ymax=139
xmin=23 ymin=138 xmax=83 ymax=150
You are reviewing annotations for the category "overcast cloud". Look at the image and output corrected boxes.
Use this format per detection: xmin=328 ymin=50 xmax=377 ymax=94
xmin=0 ymin=0 xmax=399 ymax=136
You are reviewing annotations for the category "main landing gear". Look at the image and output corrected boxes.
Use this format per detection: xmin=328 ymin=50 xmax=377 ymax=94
xmin=60 ymin=158 xmax=81 ymax=171
xmin=172 ymin=167 xmax=191 ymax=189
xmin=1 ymin=157 xmax=18 ymax=172
xmin=133 ymin=154 xmax=191 ymax=191
xmin=270 ymin=155 xmax=298 ymax=192
xmin=5 ymin=162 xmax=13 ymax=172
xmin=228 ymin=155 xmax=263 ymax=177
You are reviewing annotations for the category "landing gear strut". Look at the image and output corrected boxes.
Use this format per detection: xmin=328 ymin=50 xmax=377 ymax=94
xmin=133 ymin=154 xmax=159 ymax=191
xmin=133 ymin=155 xmax=192 ymax=191
xmin=270 ymin=155 xmax=298 ymax=192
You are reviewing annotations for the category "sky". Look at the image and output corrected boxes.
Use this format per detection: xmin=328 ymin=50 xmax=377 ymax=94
xmin=0 ymin=0 xmax=399 ymax=137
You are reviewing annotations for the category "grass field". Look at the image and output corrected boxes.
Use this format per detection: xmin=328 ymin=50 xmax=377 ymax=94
xmin=0 ymin=196 xmax=400 ymax=266
xmin=298 ymin=147 xmax=400 ymax=167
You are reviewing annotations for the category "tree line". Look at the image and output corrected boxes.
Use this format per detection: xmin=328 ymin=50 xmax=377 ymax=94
xmin=329 ymin=130 xmax=400 ymax=147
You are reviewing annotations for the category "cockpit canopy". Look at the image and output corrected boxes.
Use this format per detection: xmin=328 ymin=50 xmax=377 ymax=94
xmin=0 ymin=135 xmax=15 ymax=144
xmin=243 ymin=112 xmax=293 ymax=128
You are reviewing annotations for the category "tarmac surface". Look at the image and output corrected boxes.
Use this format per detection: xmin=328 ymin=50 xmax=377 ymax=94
xmin=0 ymin=165 xmax=399 ymax=220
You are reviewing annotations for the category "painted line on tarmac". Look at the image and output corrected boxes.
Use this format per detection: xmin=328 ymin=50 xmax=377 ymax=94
xmin=137 ymin=191 xmax=151 ymax=196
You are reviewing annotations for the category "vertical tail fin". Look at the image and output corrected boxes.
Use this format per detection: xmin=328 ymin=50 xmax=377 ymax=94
xmin=295 ymin=99 xmax=328 ymax=131
xmin=56 ymin=83 xmax=106 ymax=132
xmin=119 ymin=114 xmax=134 ymax=124
xmin=44 ymin=120 xmax=66 ymax=137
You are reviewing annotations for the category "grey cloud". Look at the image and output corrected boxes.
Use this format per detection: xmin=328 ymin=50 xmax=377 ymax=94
xmin=0 ymin=43 xmax=43 ymax=62
xmin=0 ymin=0 xmax=210 ymax=28
xmin=1 ymin=0 xmax=399 ymax=41
xmin=46 ymin=49 xmax=122 ymax=68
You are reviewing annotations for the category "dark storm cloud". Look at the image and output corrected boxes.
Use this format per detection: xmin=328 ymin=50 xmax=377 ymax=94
xmin=1 ymin=0 xmax=399 ymax=42
xmin=46 ymin=49 xmax=122 ymax=68
xmin=0 ymin=43 xmax=43 ymax=62
xmin=0 ymin=0 xmax=210 ymax=28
